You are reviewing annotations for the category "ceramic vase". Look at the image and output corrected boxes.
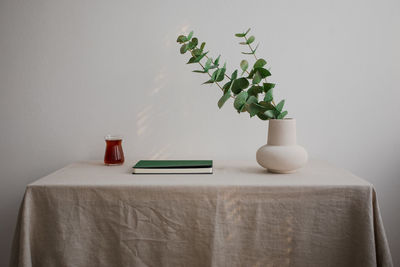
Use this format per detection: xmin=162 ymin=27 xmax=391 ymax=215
xmin=256 ymin=119 xmax=308 ymax=173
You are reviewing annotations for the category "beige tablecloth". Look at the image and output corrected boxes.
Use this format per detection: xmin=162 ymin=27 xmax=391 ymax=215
xmin=10 ymin=160 xmax=393 ymax=267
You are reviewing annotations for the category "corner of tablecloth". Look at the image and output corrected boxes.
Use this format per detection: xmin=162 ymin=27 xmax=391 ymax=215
xmin=371 ymin=188 xmax=393 ymax=267
xmin=9 ymin=188 xmax=33 ymax=267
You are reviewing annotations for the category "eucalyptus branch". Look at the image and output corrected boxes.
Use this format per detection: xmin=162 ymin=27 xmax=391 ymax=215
xmin=242 ymin=35 xmax=276 ymax=106
xmin=191 ymin=51 xmax=235 ymax=100
xmin=177 ymin=29 xmax=288 ymax=120
xmin=244 ymin=36 xmax=258 ymax=61
xmin=203 ymin=54 xmax=231 ymax=81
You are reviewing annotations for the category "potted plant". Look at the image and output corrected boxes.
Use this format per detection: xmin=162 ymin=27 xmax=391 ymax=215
xmin=176 ymin=29 xmax=307 ymax=173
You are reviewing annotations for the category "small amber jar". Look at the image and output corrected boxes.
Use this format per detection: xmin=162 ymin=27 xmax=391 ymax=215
xmin=104 ymin=135 xmax=125 ymax=165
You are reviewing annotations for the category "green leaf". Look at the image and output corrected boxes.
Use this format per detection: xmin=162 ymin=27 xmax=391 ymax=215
xmin=187 ymin=57 xmax=196 ymax=64
xmin=240 ymin=60 xmax=248 ymax=75
xmin=239 ymin=42 xmax=247 ymax=45
xmin=252 ymin=71 xmax=262 ymax=84
xmin=264 ymin=110 xmax=276 ymax=118
xmin=248 ymin=103 xmax=263 ymax=117
xmin=277 ymin=110 xmax=288 ymax=119
xmin=246 ymin=96 xmax=261 ymax=117
xmin=234 ymin=91 xmax=248 ymax=112
xmin=256 ymin=68 xmax=271 ymax=78
xmin=214 ymin=55 xmax=220 ymax=65
xmin=211 ymin=69 xmax=218 ymax=81
xmin=254 ymin=59 xmax=267 ymax=69
xmin=180 ymin=44 xmax=188 ymax=54
xmin=255 ymin=102 xmax=274 ymax=120
xmin=263 ymin=83 xmax=275 ymax=92
xmin=246 ymin=36 xmax=255 ymax=44
xmin=203 ymin=79 xmax=214 ymax=84
xmin=176 ymin=35 xmax=187 ymax=43
xmin=218 ymin=90 xmax=231 ymax=108
xmin=222 ymin=81 xmax=232 ymax=93
xmin=187 ymin=31 xmax=193 ymax=41
xmin=247 ymin=69 xmax=255 ymax=79
xmin=200 ymin=42 xmax=206 ymax=50
xmin=215 ymin=68 xmax=222 ymax=81
xmin=235 ymin=33 xmax=246 ymax=37
xmin=258 ymin=101 xmax=275 ymax=110
xmin=275 ymin=99 xmax=285 ymax=112
xmin=241 ymin=51 xmax=254 ymax=55
xmin=189 ymin=37 xmax=198 ymax=48
xmin=194 ymin=52 xmax=208 ymax=63
xmin=187 ymin=43 xmax=194 ymax=50
xmin=231 ymin=70 xmax=238 ymax=81
xmin=231 ymin=77 xmax=250 ymax=94
xmin=215 ymin=67 xmax=226 ymax=82
xmin=193 ymin=70 xmax=206 ymax=73
xmin=246 ymin=95 xmax=258 ymax=104
xmin=257 ymin=112 xmax=269 ymax=120
xmin=247 ymin=85 xmax=263 ymax=96
xmin=204 ymin=58 xmax=212 ymax=71
xmin=192 ymin=48 xmax=202 ymax=56
xmin=264 ymin=89 xmax=273 ymax=102
xmin=245 ymin=28 xmax=251 ymax=35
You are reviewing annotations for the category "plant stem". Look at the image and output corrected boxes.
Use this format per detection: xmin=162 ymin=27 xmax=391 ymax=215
xmin=244 ymin=36 xmax=258 ymax=62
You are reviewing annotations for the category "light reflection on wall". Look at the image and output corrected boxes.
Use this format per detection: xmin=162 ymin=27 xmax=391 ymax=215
xmin=149 ymin=144 xmax=172 ymax=160
xmin=134 ymin=64 xmax=175 ymax=159
xmin=136 ymin=105 xmax=152 ymax=137
xmin=150 ymin=68 xmax=167 ymax=96
xmin=179 ymin=24 xmax=190 ymax=34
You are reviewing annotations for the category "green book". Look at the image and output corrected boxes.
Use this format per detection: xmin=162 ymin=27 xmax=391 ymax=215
xmin=132 ymin=160 xmax=213 ymax=174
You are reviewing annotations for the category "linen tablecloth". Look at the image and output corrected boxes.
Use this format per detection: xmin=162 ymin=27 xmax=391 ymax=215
xmin=10 ymin=160 xmax=393 ymax=267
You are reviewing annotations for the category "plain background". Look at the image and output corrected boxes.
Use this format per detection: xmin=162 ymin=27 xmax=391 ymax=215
xmin=1 ymin=0 xmax=399 ymax=265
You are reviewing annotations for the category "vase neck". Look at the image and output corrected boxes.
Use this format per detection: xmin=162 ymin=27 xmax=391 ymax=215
xmin=267 ymin=119 xmax=297 ymax=145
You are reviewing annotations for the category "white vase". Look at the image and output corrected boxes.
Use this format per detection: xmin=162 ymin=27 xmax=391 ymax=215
xmin=256 ymin=118 xmax=308 ymax=173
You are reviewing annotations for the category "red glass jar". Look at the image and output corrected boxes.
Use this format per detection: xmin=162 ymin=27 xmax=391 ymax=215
xmin=104 ymin=135 xmax=125 ymax=165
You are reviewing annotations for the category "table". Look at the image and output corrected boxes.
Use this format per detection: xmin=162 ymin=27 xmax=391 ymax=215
xmin=10 ymin=160 xmax=393 ymax=267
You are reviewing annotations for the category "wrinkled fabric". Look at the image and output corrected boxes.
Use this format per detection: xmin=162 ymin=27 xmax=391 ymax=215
xmin=10 ymin=160 xmax=393 ymax=267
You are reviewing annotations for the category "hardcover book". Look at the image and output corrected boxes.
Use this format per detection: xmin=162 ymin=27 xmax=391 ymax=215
xmin=132 ymin=160 xmax=213 ymax=174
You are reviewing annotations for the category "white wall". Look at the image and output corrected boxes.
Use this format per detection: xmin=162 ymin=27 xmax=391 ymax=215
xmin=1 ymin=0 xmax=399 ymax=265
